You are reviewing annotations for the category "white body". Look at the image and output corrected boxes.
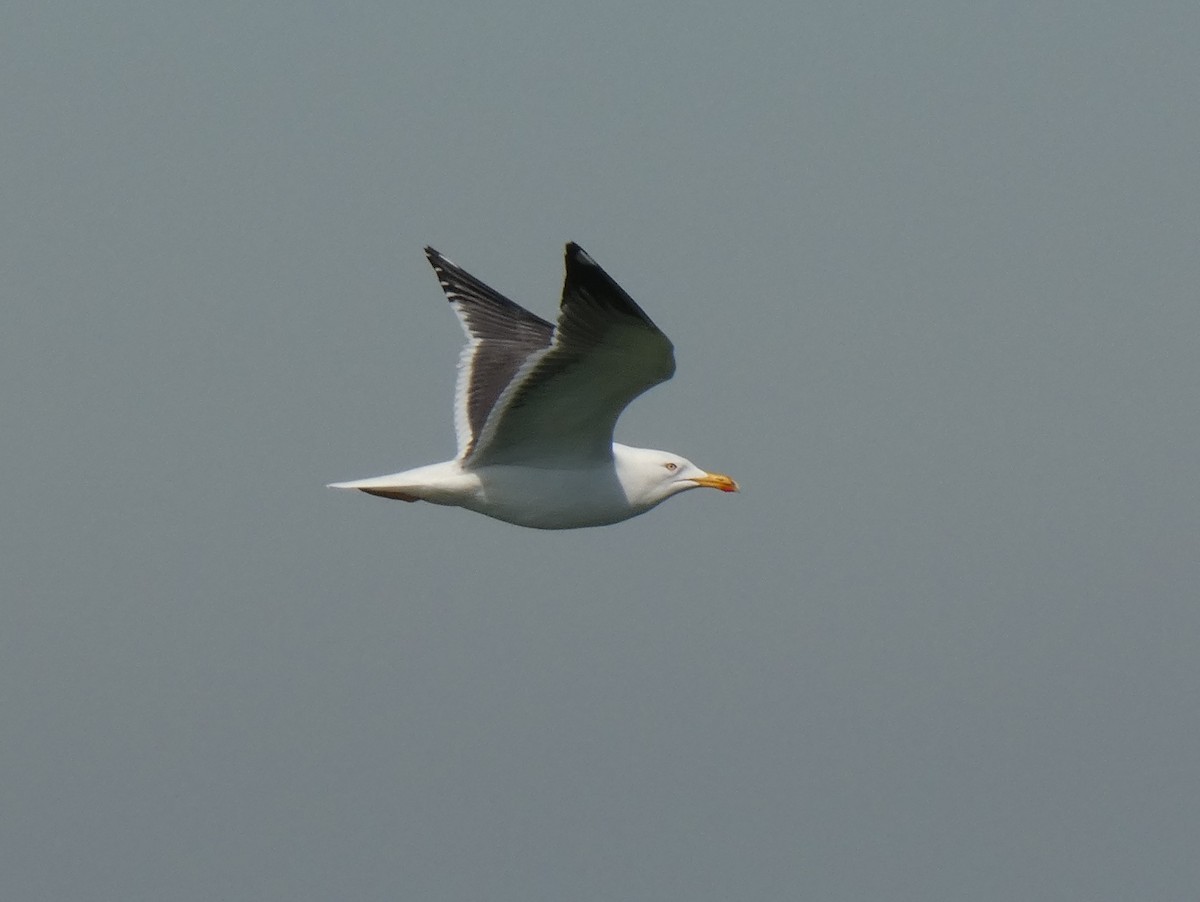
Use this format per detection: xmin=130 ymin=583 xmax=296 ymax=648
xmin=332 ymin=443 xmax=725 ymax=530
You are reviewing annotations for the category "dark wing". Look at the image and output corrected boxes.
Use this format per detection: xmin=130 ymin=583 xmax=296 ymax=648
xmin=425 ymin=247 xmax=554 ymax=459
xmin=466 ymin=243 xmax=676 ymax=467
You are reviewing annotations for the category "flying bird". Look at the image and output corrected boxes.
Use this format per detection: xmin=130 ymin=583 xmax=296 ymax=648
xmin=329 ymin=243 xmax=738 ymax=529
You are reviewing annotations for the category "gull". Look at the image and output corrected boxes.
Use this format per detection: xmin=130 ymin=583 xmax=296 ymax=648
xmin=329 ymin=243 xmax=738 ymax=529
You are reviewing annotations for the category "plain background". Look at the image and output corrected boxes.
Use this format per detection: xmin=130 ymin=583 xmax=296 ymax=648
xmin=4 ymin=2 xmax=1198 ymax=900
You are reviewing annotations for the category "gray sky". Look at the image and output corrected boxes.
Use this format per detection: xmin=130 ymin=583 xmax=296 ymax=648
xmin=4 ymin=1 xmax=1199 ymax=899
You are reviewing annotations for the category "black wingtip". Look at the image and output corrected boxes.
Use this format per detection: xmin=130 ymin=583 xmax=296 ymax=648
xmin=560 ymin=242 xmax=665 ymax=332
xmin=424 ymin=247 xmax=461 ymax=286
xmin=564 ymin=242 xmax=596 ymax=267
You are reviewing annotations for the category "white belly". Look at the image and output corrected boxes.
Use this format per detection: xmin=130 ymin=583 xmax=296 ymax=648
xmin=458 ymin=464 xmax=642 ymax=530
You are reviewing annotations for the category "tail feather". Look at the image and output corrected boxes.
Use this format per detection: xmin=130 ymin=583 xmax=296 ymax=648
xmin=327 ymin=477 xmax=422 ymax=503
xmin=358 ymin=488 xmax=419 ymax=502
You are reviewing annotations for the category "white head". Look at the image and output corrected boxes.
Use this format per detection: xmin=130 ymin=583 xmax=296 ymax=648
xmin=612 ymin=443 xmax=739 ymax=513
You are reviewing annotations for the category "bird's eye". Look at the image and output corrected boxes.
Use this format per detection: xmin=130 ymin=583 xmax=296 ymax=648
xmin=664 ymin=462 xmax=678 ymax=471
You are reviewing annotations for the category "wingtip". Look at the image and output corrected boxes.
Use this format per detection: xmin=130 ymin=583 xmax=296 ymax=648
xmin=424 ymin=246 xmax=458 ymax=287
xmin=565 ymin=242 xmax=595 ymax=266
